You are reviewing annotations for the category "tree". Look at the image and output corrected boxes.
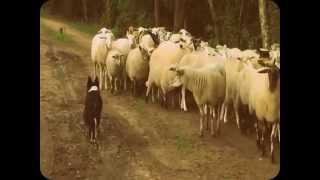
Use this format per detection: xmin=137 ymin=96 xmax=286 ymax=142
xmin=258 ymin=0 xmax=270 ymax=48
xmin=81 ymin=0 xmax=88 ymax=22
xmin=154 ymin=0 xmax=160 ymax=26
xmin=207 ymin=0 xmax=219 ymax=44
xmin=173 ymin=0 xmax=188 ymax=32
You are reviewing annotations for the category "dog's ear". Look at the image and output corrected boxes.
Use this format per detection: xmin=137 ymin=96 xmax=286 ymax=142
xmin=87 ymin=76 xmax=92 ymax=89
xmin=94 ymin=76 xmax=99 ymax=87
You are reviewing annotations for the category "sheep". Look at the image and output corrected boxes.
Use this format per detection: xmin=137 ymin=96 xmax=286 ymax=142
xmin=220 ymin=58 xmax=246 ymax=130
xmin=248 ymin=58 xmax=280 ymax=163
xmin=111 ymin=38 xmax=132 ymax=91
xmin=83 ymin=76 xmax=103 ymax=144
xmin=178 ymin=51 xmax=222 ymax=111
xmin=151 ymin=27 xmax=167 ymax=43
xmin=146 ymin=41 xmax=190 ymax=107
xmin=126 ymin=46 xmax=150 ymax=96
xmin=106 ymin=49 xmax=125 ymax=94
xmin=169 ymin=33 xmax=181 ymax=43
xmin=269 ymin=43 xmax=280 ymax=68
xmin=169 ymin=63 xmax=226 ymax=137
xmin=91 ymin=30 xmax=115 ymax=89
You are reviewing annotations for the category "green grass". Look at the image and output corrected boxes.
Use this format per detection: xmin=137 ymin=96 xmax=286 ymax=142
xmin=40 ymin=12 xmax=99 ymax=36
xmin=67 ymin=21 xmax=100 ymax=35
xmin=175 ymin=133 xmax=193 ymax=154
xmin=41 ymin=21 xmax=75 ymax=44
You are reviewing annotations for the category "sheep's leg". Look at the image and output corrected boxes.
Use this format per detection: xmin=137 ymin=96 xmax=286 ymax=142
xmin=115 ymin=78 xmax=119 ymax=93
xmin=199 ymin=105 xmax=205 ymax=137
xmin=211 ymin=106 xmax=216 ymax=136
xmin=145 ymin=83 xmax=151 ymax=102
xmin=104 ymin=66 xmax=108 ymax=90
xmin=133 ymin=80 xmax=136 ymax=96
xmin=204 ymin=104 xmax=209 ymax=130
xmin=270 ymin=123 xmax=277 ymax=163
xmin=255 ymin=120 xmax=261 ymax=150
xmin=261 ymin=121 xmax=267 ymax=157
xmin=181 ymin=87 xmax=188 ymax=111
xmin=216 ymin=105 xmax=221 ymax=135
xmin=151 ymin=87 xmax=156 ymax=103
xmin=124 ymin=73 xmax=127 ymax=91
xmin=99 ymin=64 xmax=103 ymax=90
xmin=109 ymin=76 xmax=113 ymax=94
xmin=277 ymin=123 xmax=280 ymax=143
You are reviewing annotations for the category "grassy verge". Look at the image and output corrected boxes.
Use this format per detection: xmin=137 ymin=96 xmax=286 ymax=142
xmin=40 ymin=10 xmax=99 ymax=36
xmin=41 ymin=20 xmax=75 ymax=44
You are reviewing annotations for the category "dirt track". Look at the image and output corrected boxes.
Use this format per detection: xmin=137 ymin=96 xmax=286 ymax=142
xmin=40 ymin=17 xmax=279 ymax=180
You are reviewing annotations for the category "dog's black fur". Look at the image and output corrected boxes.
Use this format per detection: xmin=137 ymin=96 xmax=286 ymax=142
xmin=83 ymin=76 xmax=103 ymax=143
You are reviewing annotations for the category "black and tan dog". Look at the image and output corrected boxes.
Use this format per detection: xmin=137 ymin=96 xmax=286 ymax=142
xmin=83 ymin=76 xmax=103 ymax=144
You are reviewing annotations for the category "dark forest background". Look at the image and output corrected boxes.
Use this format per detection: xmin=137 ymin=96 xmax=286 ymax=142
xmin=41 ymin=0 xmax=279 ymax=50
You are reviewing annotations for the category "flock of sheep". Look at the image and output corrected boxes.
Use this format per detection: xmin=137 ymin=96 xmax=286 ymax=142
xmin=90 ymin=26 xmax=280 ymax=163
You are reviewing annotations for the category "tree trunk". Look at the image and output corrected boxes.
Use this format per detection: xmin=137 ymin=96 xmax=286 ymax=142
xmin=174 ymin=0 xmax=188 ymax=32
xmin=258 ymin=0 xmax=270 ymax=48
xmin=238 ymin=0 xmax=244 ymax=47
xmin=81 ymin=0 xmax=88 ymax=22
xmin=154 ymin=0 xmax=160 ymax=26
xmin=207 ymin=0 xmax=219 ymax=43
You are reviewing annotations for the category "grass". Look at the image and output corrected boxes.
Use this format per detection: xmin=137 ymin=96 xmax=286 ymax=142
xmin=41 ymin=21 xmax=75 ymax=44
xmin=40 ymin=9 xmax=99 ymax=36
xmin=175 ymin=132 xmax=193 ymax=154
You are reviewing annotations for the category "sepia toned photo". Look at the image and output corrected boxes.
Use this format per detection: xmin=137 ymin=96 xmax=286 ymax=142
xmin=40 ymin=0 xmax=280 ymax=179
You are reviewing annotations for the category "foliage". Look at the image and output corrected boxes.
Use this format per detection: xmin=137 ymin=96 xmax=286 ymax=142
xmin=41 ymin=0 xmax=280 ymax=49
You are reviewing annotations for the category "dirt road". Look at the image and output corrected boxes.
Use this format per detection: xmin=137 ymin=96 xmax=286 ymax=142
xmin=40 ymin=17 xmax=279 ymax=180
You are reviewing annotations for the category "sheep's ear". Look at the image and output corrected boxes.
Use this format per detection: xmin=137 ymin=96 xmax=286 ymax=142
xmin=139 ymin=45 xmax=143 ymax=52
xmin=148 ymin=48 xmax=154 ymax=55
xmin=169 ymin=66 xmax=177 ymax=72
xmin=176 ymin=68 xmax=185 ymax=76
xmin=257 ymin=67 xmax=272 ymax=74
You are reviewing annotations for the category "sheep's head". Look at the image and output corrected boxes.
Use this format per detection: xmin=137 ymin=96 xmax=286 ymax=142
xmin=98 ymin=27 xmax=111 ymax=34
xmin=127 ymin=33 xmax=136 ymax=49
xmin=169 ymin=65 xmax=184 ymax=87
xmin=105 ymin=33 xmax=115 ymax=49
xmin=257 ymin=59 xmax=280 ymax=92
xmin=112 ymin=53 xmax=124 ymax=66
xmin=139 ymin=45 xmax=151 ymax=61
xmin=179 ymin=36 xmax=193 ymax=51
xmin=191 ymin=38 xmax=201 ymax=51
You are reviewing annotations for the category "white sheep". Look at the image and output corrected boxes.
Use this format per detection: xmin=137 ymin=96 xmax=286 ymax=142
xmin=126 ymin=46 xmax=150 ymax=96
xmin=105 ymin=49 xmax=125 ymax=94
xmin=248 ymin=59 xmax=280 ymax=163
xmin=169 ymin=63 xmax=226 ymax=137
xmin=91 ymin=30 xmax=114 ymax=89
xmin=146 ymin=41 xmax=190 ymax=106
xmin=111 ymin=38 xmax=132 ymax=90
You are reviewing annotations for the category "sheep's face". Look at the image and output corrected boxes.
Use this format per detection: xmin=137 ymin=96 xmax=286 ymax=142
xmin=105 ymin=33 xmax=114 ymax=49
xmin=98 ymin=27 xmax=111 ymax=34
xmin=191 ymin=38 xmax=201 ymax=51
xmin=256 ymin=59 xmax=280 ymax=92
xmin=179 ymin=29 xmax=191 ymax=37
xmin=139 ymin=45 xmax=151 ymax=61
xmin=112 ymin=54 xmax=123 ymax=66
xmin=169 ymin=66 xmax=184 ymax=87
xmin=127 ymin=33 xmax=136 ymax=49
xmin=179 ymin=36 xmax=193 ymax=51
